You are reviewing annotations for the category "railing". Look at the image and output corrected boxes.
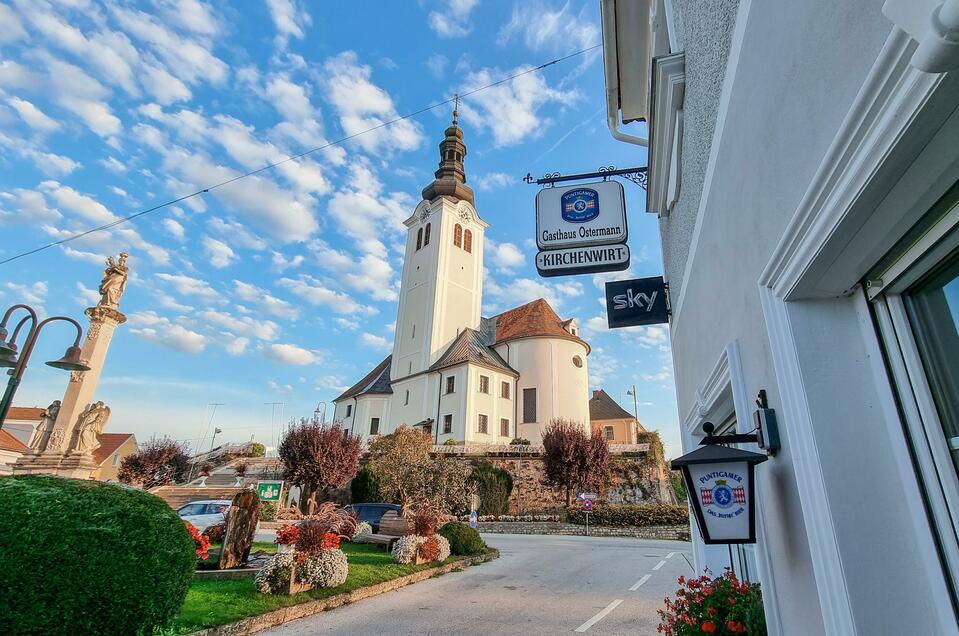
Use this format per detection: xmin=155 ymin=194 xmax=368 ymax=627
xmin=430 ymin=443 xmax=650 ymax=455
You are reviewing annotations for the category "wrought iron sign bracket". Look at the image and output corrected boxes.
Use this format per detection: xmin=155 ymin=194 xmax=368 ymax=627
xmin=523 ymin=165 xmax=648 ymax=190
xmin=699 ymin=390 xmax=781 ymax=456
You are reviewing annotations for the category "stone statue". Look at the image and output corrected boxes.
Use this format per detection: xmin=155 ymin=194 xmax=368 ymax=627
xmin=98 ymin=252 xmax=129 ymax=308
xmin=74 ymin=401 xmax=110 ymax=454
xmin=29 ymin=400 xmax=60 ymax=450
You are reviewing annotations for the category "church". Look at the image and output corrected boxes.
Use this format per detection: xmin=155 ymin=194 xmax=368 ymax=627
xmin=332 ymin=115 xmax=592 ymax=445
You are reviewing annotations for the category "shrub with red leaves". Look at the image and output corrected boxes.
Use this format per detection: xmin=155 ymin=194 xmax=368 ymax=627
xmin=417 ymin=536 xmax=440 ymax=562
xmin=411 ymin=502 xmax=439 ymax=537
xmin=657 ymin=570 xmax=766 ymax=635
xmin=184 ymin=522 xmax=211 ymax=560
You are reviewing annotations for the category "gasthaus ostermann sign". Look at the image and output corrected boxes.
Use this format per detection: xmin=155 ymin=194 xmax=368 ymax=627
xmin=536 ymin=180 xmax=628 ymax=250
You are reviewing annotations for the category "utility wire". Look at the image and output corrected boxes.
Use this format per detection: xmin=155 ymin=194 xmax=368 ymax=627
xmin=1 ymin=43 xmax=602 ymax=266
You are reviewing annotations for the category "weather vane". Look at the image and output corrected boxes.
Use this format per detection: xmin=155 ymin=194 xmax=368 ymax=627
xmin=452 ymin=93 xmax=459 ymax=125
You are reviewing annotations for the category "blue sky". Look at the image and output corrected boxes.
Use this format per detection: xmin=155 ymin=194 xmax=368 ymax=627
xmin=0 ymin=0 xmax=679 ymax=456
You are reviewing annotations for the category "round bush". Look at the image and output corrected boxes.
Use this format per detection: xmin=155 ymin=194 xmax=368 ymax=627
xmin=0 ymin=475 xmax=195 ymax=635
xmin=438 ymin=521 xmax=487 ymax=556
xmin=391 ymin=534 xmax=424 ymax=564
xmin=297 ymin=548 xmax=349 ymax=588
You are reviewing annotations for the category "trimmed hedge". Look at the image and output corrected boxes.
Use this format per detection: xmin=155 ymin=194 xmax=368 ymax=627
xmin=566 ymin=503 xmax=689 ymax=527
xmin=350 ymin=466 xmax=379 ymax=504
xmin=473 ymin=464 xmax=513 ymax=516
xmin=439 ymin=521 xmax=488 ymax=556
xmin=0 ymin=475 xmax=195 ymax=635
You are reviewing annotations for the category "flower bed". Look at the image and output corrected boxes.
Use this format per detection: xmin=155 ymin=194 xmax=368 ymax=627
xmin=658 ymin=570 xmax=765 ymax=635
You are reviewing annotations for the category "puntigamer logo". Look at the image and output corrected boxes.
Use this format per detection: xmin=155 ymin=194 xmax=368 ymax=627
xmin=699 ymin=470 xmax=747 ymax=520
xmin=561 ymin=188 xmax=599 ymax=223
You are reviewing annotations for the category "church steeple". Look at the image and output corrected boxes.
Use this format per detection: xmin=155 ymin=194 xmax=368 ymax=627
xmin=421 ymin=98 xmax=474 ymax=205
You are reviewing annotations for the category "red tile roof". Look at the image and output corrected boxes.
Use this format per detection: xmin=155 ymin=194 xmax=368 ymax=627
xmin=0 ymin=429 xmax=28 ymax=453
xmin=93 ymin=433 xmax=135 ymax=466
xmin=491 ymin=299 xmax=589 ymax=351
xmin=6 ymin=406 xmax=45 ymax=421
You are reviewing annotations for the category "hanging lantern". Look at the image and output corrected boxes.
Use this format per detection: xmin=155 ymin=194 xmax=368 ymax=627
xmin=671 ymin=443 xmax=768 ymax=544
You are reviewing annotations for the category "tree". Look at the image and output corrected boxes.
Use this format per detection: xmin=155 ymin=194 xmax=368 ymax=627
xmin=541 ymin=419 xmax=611 ymax=507
xmin=248 ymin=442 xmax=266 ymax=457
xmin=474 ymin=464 xmax=514 ymax=516
xmin=367 ymin=425 xmax=475 ymax=514
xmin=278 ymin=420 xmax=362 ymax=498
xmin=118 ymin=439 xmax=190 ymax=489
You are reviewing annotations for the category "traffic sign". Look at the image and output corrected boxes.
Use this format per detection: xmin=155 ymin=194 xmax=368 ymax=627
xmin=583 ymin=499 xmax=593 ymax=511
xmin=469 ymin=510 xmax=478 ymax=529
xmin=578 ymin=492 xmax=598 ymax=500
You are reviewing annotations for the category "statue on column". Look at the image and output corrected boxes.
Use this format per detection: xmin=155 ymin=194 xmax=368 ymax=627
xmin=29 ymin=400 xmax=61 ymax=451
xmin=98 ymin=252 xmax=129 ymax=309
xmin=73 ymin=401 xmax=111 ymax=454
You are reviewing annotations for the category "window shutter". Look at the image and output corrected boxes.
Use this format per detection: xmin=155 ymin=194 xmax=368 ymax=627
xmin=523 ymin=388 xmax=536 ymax=423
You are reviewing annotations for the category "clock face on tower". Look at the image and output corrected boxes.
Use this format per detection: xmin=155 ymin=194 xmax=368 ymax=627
xmin=419 ymin=208 xmax=431 ymax=223
xmin=459 ymin=209 xmax=471 ymax=223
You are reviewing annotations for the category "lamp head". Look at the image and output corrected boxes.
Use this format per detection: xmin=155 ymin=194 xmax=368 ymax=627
xmin=0 ymin=348 xmax=17 ymax=368
xmin=45 ymin=346 xmax=90 ymax=372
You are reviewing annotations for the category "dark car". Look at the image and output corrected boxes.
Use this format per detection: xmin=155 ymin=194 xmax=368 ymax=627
xmin=343 ymin=503 xmax=401 ymax=532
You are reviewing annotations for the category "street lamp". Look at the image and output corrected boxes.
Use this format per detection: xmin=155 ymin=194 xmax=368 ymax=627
xmin=0 ymin=304 xmax=90 ymax=430
xmin=314 ymin=401 xmax=327 ymax=425
xmin=209 ymin=427 xmax=223 ymax=452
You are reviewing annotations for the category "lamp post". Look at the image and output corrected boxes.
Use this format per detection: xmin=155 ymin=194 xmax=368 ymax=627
xmin=209 ymin=427 xmax=223 ymax=452
xmin=0 ymin=304 xmax=91 ymax=430
xmin=314 ymin=401 xmax=327 ymax=425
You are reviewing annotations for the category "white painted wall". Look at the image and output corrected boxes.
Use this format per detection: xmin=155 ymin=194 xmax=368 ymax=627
xmin=654 ymin=0 xmax=959 ymax=633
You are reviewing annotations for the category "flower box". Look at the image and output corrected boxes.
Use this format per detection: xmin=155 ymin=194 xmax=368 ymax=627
xmin=286 ymin=563 xmax=314 ymax=595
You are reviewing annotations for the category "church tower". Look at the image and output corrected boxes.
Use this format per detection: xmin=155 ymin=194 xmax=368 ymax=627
xmin=389 ymin=110 xmax=489 ymax=429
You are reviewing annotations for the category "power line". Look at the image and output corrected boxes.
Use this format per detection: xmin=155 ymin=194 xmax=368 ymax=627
xmin=1 ymin=43 xmax=601 ymax=266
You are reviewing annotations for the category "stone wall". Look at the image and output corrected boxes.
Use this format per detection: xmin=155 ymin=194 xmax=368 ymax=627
xmin=477 ymin=521 xmax=690 ymax=542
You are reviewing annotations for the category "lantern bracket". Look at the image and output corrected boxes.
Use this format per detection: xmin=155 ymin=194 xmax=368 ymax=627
xmin=698 ymin=390 xmax=780 ymax=456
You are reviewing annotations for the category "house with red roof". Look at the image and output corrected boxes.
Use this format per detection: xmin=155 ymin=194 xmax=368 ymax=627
xmin=333 ymin=120 xmax=591 ymax=445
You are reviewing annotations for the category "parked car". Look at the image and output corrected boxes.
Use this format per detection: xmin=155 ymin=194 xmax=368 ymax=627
xmin=176 ymin=499 xmax=231 ymax=532
xmin=343 ymin=503 xmax=401 ymax=532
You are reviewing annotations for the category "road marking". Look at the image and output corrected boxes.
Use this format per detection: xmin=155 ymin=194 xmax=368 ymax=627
xmin=575 ymin=599 xmax=623 ymax=632
xmin=629 ymin=574 xmax=652 ymax=591
xmin=652 ymin=560 xmax=667 ymax=571
xmin=666 ymin=551 xmax=676 ymax=559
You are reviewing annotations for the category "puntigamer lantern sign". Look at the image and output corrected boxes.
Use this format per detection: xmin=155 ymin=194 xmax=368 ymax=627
xmin=672 ymin=399 xmax=779 ymax=545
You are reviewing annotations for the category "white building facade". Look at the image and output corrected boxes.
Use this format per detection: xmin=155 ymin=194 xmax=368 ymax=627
xmin=604 ymin=0 xmax=959 ymax=633
xmin=333 ymin=118 xmax=592 ymax=445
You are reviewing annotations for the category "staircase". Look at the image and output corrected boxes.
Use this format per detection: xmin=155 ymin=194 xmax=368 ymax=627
xmin=150 ymin=457 xmax=286 ymax=509
xmin=150 ymin=485 xmax=244 ymax=509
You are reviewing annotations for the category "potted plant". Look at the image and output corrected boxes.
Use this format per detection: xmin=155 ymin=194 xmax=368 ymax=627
xmin=197 ymin=463 xmax=212 ymax=487
xmin=390 ymin=502 xmax=451 ymax=565
xmin=234 ymin=462 xmax=248 ymax=486
xmin=658 ymin=570 xmax=766 ymax=635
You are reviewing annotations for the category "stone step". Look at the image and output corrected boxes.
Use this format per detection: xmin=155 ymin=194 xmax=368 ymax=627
xmin=150 ymin=485 xmax=244 ymax=509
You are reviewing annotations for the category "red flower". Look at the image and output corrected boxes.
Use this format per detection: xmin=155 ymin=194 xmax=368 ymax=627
xmin=320 ymin=532 xmax=341 ymax=550
xmin=727 ymin=620 xmax=746 ymax=633
xmin=701 ymin=620 xmax=716 ymax=633
xmin=184 ymin=521 xmax=211 ymax=560
xmin=275 ymin=524 xmax=300 ymax=546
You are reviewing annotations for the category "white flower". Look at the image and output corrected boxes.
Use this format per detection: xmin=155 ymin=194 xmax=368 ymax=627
xmin=254 ymin=552 xmax=296 ymax=594
xmin=435 ymin=535 xmax=451 ymax=562
xmin=352 ymin=522 xmax=373 ymax=542
xmin=391 ymin=534 xmax=425 ymax=564
xmin=296 ymin=549 xmax=349 ymax=588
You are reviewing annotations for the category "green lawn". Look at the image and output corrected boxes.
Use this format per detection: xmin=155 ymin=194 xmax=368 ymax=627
xmin=170 ymin=543 xmax=458 ymax=633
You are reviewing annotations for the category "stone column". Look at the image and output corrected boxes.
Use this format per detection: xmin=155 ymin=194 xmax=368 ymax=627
xmin=15 ymin=252 xmax=129 ymax=479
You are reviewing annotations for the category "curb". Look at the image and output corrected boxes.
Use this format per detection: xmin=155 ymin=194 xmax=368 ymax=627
xmin=189 ymin=549 xmax=499 ymax=635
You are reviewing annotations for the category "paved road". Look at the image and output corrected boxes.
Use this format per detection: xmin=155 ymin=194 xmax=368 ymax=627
xmin=262 ymin=533 xmax=693 ymax=636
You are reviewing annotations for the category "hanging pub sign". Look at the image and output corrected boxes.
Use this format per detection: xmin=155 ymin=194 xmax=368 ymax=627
xmin=671 ymin=444 xmax=768 ymax=544
xmin=605 ymin=276 xmax=669 ymax=327
xmin=535 ymin=180 xmax=630 ymax=277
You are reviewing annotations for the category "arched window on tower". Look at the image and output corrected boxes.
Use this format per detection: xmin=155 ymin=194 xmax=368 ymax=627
xmin=424 ymin=223 xmax=431 ymax=246
xmin=416 ymin=227 xmax=423 ymax=250
xmin=464 ymin=229 xmax=473 ymax=253
xmin=454 ymin=223 xmax=463 ymax=248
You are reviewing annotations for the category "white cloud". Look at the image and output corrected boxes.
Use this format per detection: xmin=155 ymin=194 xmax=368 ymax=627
xmin=24 ymin=150 xmax=80 ymax=177
xmin=486 ymin=239 xmax=525 ymax=272
xmin=278 ymin=275 xmax=366 ymax=314
xmin=155 ymin=273 xmax=220 ymax=300
xmin=99 ymin=156 xmax=127 ymax=173
xmin=140 ymin=61 xmax=192 ymax=104
xmin=157 ymin=0 xmax=219 ymax=36
xmin=322 ymin=52 xmax=424 ymax=154
xmin=5 ymin=281 xmax=48 ymax=306
xmin=498 ymin=1 xmax=601 ymax=59
xmin=0 ymin=60 xmax=40 ymax=90
xmin=271 ymin=251 xmax=304 ymax=272
xmin=162 ymin=218 xmax=185 ymax=239
xmin=224 ymin=335 xmax=249 ymax=355
xmin=7 ymin=97 xmax=59 ymax=132
xmin=266 ymin=0 xmax=311 ymax=48
xmin=361 ymin=332 xmax=391 ymax=351
xmin=459 ymin=66 xmax=572 ymax=147
xmin=263 ymin=342 xmax=320 ymax=365
xmin=203 ymin=236 xmax=237 ymax=268
xmin=200 ymin=309 xmax=279 ymax=341
xmin=640 ymin=367 xmax=672 ymax=382
xmin=426 ymin=53 xmax=448 ymax=79
xmin=0 ymin=188 xmax=61 ymax=224
xmin=0 ymin=3 xmax=26 ymax=43
xmin=232 ymin=280 xmax=300 ymax=319
xmin=316 ymin=375 xmax=347 ymax=393
xmin=206 ymin=217 xmax=269 ymax=251
xmin=75 ymin=282 xmax=100 ymax=305
xmin=428 ymin=0 xmax=480 ymax=38
xmin=128 ymin=311 xmax=207 ymax=353
xmin=45 ymin=58 xmax=122 ymax=137
xmin=267 ymin=379 xmax=294 ymax=393
xmin=62 ymin=247 xmax=106 ymax=265
xmin=474 ymin=171 xmax=515 ymax=191
xmin=335 ymin=316 xmax=360 ymax=330
xmin=485 ymin=276 xmax=582 ymax=312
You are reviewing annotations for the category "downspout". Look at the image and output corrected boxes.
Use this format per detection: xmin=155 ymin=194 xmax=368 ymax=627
xmin=601 ymin=0 xmax=649 ymax=147
xmin=507 ymin=343 xmax=518 ymax=441
xmin=434 ymin=372 xmax=442 ymax=445
xmin=349 ymin=397 xmax=358 ymax=436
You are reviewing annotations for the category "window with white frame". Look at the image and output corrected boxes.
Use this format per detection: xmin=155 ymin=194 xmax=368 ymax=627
xmin=479 ymin=375 xmax=489 ymax=393
xmin=369 ymin=417 xmax=379 ymax=435
xmin=500 ymin=418 xmax=509 ymax=437
xmin=477 ymin=414 xmax=488 ymax=434
xmin=604 ymin=425 xmax=614 ymax=440
xmin=443 ymin=414 xmax=452 ymax=434
xmin=501 ymin=381 xmax=511 ymax=399
xmin=446 ymin=376 xmax=455 ymax=393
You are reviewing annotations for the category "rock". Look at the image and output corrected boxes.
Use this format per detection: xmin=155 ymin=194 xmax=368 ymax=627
xmin=219 ymin=490 xmax=260 ymax=570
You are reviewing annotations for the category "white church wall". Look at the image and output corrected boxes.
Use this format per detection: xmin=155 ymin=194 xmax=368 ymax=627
xmin=499 ymin=337 xmax=590 ymax=442
xmin=436 ymin=366 xmax=468 ymax=442
xmin=463 ymin=365 xmax=516 ymax=444
xmin=388 ymin=375 xmax=432 ymax=431
xmin=349 ymin=395 xmax=390 ymax=441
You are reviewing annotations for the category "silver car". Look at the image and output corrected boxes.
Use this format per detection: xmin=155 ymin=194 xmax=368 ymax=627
xmin=176 ymin=499 xmax=231 ymax=532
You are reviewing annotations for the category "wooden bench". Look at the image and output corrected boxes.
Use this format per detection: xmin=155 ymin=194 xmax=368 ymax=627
xmin=364 ymin=511 xmax=410 ymax=549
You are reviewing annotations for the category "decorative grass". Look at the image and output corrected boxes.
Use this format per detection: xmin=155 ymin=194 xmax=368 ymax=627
xmin=170 ymin=543 xmax=456 ymax=633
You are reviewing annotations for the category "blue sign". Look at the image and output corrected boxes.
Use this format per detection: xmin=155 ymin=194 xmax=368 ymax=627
xmin=469 ymin=510 xmax=478 ymax=529
xmin=560 ymin=188 xmax=600 ymax=223
xmin=583 ymin=499 xmax=593 ymax=511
